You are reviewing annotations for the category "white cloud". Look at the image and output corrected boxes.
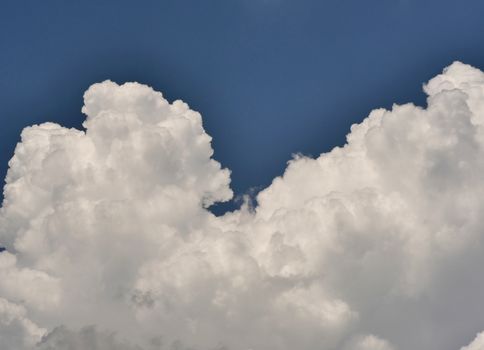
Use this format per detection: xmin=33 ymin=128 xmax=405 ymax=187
xmin=0 ymin=298 xmax=45 ymax=349
xmin=36 ymin=326 xmax=141 ymax=350
xmin=460 ymin=332 xmax=484 ymax=350
xmin=343 ymin=334 xmax=396 ymax=350
xmin=1 ymin=62 xmax=484 ymax=349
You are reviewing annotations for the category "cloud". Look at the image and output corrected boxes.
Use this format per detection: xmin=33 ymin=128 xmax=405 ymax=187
xmin=0 ymin=298 xmax=45 ymax=349
xmin=1 ymin=62 xmax=484 ymax=349
xmin=37 ymin=326 xmax=142 ymax=350
xmin=343 ymin=335 xmax=396 ymax=350
xmin=460 ymin=332 xmax=484 ymax=350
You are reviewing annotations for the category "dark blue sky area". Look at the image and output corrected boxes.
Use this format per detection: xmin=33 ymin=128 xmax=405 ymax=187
xmin=1 ymin=0 xmax=484 ymax=213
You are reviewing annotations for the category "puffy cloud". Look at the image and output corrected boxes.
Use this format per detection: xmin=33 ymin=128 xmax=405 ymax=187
xmin=343 ymin=335 xmax=396 ymax=350
xmin=0 ymin=298 xmax=46 ymax=349
xmin=0 ymin=252 xmax=60 ymax=311
xmin=37 ymin=326 xmax=141 ymax=350
xmin=461 ymin=332 xmax=484 ymax=350
xmin=1 ymin=62 xmax=484 ymax=350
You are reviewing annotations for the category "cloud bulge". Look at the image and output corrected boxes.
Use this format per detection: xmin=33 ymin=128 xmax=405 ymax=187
xmin=1 ymin=62 xmax=484 ymax=350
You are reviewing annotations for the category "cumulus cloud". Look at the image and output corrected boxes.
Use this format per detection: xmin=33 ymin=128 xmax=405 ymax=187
xmin=461 ymin=332 xmax=484 ymax=350
xmin=0 ymin=297 xmax=45 ymax=348
xmin=342 ymin=335 xmax=396 ymax=350
xmin=1 ymin=62 xmax=484 ymax=350
xmin=37 ymin=326 xmax=142 ymax=350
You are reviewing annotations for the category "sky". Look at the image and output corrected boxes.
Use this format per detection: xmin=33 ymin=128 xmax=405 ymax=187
xmin=3 ymin=1 xmax=484 ymax=350
xmin=2 ymin=0 xmax=484 ymax=213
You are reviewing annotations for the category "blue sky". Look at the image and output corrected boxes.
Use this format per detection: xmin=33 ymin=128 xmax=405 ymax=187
xmin=1 ymin=0 xmax=484 ymax=213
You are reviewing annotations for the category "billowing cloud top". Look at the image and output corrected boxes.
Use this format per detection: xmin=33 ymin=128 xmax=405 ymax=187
xmin=1 ymin=62 xmax=484 ymax=350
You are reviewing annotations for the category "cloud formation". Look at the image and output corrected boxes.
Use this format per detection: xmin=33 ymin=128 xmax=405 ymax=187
xmin=461 ymin=332 xmax=484 ymax=350
xmin=1 ymin=62 xmax=484 ymax=350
